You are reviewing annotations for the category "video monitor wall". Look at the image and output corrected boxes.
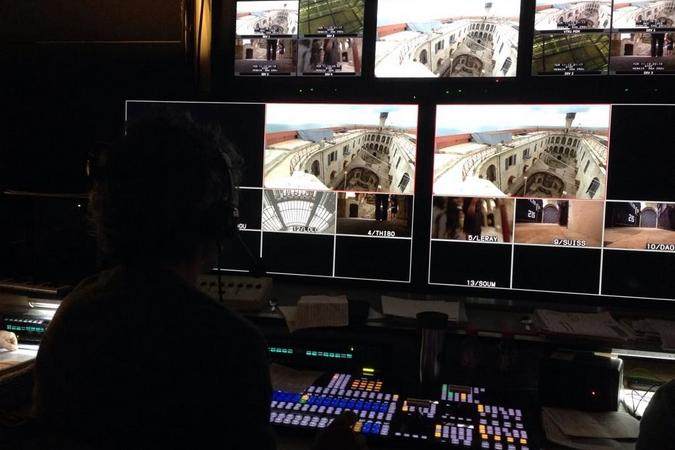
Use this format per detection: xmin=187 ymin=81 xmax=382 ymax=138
xmin=126 ymin=101 xmax=418 ymax=283
xmin=375 ymin=0 xmax=521 ymax=78
xmin=235 ymin=0 xmax=365 ymax=77
xmin=431 ymin=104 xmax=675 ymax=301
xmin=532 ymin=0 xmax=675 ymax=76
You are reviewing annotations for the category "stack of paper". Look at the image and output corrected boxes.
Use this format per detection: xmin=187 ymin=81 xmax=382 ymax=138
xmin=542 ymin=407 xmax=638 ymax=449
xmin=534 ymin=310 xmax=633 ymax=341
xmin=279 ymin=295 xmax=349 ymax=333
xmin=644 ymin=319 xmax=675 ymax=351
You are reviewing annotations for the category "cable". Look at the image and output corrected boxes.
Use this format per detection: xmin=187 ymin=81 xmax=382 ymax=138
xmin=235 ymin=232 xmax=267 ymax=277
xmin=196 ymin=0 xmax=206 ymax=85
xmin=217 ymin=240 xmax=224 ymax=304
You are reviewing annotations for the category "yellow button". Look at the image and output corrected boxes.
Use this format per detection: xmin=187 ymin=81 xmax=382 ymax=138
xmin=479 ymin=425 xmax=486 ymax=434
xmin=520 ymin=438 xmax=528 ymax=445
xmin=494 ymin=436 xmax=501 ymax=442
xmin=461 ymin=393 xmax=467 ymax=402
xmin=507 ymin=437 xmax=514 ymax=443
xmin=477 ymin=404 xmax=484 ymax=413
xmin=481 ymin=434 xmax=489 ymax=440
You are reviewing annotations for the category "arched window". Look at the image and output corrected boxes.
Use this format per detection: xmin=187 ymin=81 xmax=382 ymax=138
xmin=311 ymin=160 xmax=320 ymax=176
xmin=419 ymin=49 xmax=428 ymax=65
xmin=586 ymin=177 xmax=600 ymax=198
xmin=486 ymin=164 xmax=497 ymax=182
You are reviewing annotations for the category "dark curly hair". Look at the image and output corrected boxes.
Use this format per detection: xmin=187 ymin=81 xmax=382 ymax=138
xmin=89 ymin=114 xmax=242 ymax=264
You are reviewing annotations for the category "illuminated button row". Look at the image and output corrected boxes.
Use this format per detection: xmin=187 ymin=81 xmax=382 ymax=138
xmin=480 ymin=442 xmax=530 ymax=450
xmin=441 ymin=384 xmax=484 ymax=403
xmin=326 ymin=373 xmax=352 ymax=390
xmin=269 ymin=346 xmax=293 ymax=354
xmin=353 ymin=419 xmax=389 ymax=436
xmin=401 ymin=400 xmax=436 ymax=419
xmin=479 ymin=423 xmax=528 ymax=449
xmin=350 ymin=379 xmax=383 ymax=393
xmin=270 ymin=412 xmax=332 ymax=429
xmin=435 ymin=424 xmax=473 ymax=447
xmin=305 ymin=350 xmax=353 ymax=359
xmin=307 ymin=386 xmax=395 ymax=402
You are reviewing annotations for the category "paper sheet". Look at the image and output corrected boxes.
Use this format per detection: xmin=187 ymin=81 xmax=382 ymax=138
xmin=534 ymin=310 xmax=632 ymax=340
xmin=542 ymin=410 xmax=634 ymax=450
xmin=544 ymin=407 xmax=639 ymax=440
xmin=279 ymin=295 xmax=349 ymax=333
xmin=645 ymin=319 xmax=675 ymax=351
xmin=381 ymin=296 xmax=463 ymax=322
xmin=269 ymin=363 xmax=322 ymax=393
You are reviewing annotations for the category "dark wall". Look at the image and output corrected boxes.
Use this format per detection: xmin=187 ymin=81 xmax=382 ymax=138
xmin=1 ymin=0 xmax=191 ymax=193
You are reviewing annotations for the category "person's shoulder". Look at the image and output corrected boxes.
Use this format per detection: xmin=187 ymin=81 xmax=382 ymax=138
xmin=186 ymin=287 xmax=265 ymax=343
xmin=55 ymin=267 xmax=123 ymax=314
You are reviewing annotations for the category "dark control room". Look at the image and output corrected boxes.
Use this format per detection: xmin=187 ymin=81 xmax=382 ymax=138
xmin=2 ymin=1 xmax=675 ymax=449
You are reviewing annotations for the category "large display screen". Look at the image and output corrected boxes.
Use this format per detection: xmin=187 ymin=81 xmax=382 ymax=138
xmin=431 ymin=104 xmax=675 ymax=301
xmin=126 ymin=101 xmax=418 ymax=283
xmin=375 ymin=0 xmax=521 ymax=78
xmin=532 ymin=0 xmax=675 ymax=76
xmin=235 ymin=0 xmax=365 ymax=77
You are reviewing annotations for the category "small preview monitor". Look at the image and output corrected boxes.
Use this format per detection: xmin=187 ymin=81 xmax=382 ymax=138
xmin=299 ymin=0 xmax=365 ymax=37
xmin=532 ymin=0 xmax=612 ymax=76
xmin=375 ymin=0 xmax=521 ymax=78
xmin=610 ymin=1 xmax=675 ymax=75
xmin=234 ymin=0 xmax=364 ymax=77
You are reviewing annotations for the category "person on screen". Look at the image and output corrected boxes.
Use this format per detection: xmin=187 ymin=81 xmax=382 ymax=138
xmin=323 ymin=38 xmax=339 ymax=66
xmin=637 ymin=379 xmax=675 ymax=450
xmin=267 ymin=39 xmax=278 ymax=61
xmin=651 ymin=32 xmax=665 ymax=57
xmin=29 ymin=116 xmax=275 ymax=450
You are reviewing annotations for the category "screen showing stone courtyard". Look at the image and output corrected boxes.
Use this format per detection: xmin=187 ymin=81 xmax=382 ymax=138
xmin=375 ymin=0 xmax=521 ymax=78
xmin=433 ymin=104 xmax=610 ymax=200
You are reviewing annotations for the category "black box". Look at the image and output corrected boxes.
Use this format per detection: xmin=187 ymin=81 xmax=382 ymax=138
xmin=539 ymin=352 xmax=623 ymax=412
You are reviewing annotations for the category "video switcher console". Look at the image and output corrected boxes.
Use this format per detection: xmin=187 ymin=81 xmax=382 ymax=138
xmin=270 ymin=373 xmax=535 ymax=449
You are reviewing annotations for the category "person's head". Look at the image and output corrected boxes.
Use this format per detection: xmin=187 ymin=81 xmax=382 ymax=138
xmin=89 ymin=115 xmax=242 ymax=267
